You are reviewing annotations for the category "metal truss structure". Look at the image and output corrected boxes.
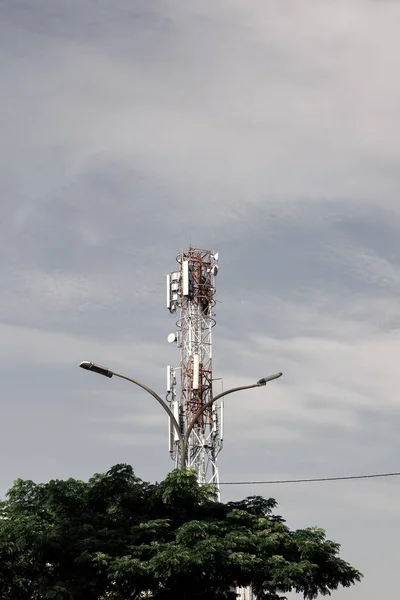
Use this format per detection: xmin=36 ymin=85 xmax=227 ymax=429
xmin=166 ymin=247 xmax=223 ymax=487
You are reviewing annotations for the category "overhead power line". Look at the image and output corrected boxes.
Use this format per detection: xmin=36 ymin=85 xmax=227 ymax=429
xmin=219 ymin=471 xmax=400 ymax=485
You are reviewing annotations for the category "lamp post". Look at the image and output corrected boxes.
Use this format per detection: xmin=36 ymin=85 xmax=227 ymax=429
xmin=79 ymin=361 xmax=282 ymax=470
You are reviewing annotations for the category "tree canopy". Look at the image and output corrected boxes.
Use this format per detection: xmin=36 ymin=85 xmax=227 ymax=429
xmin=0 ymin=464 xmax=362 ymax=599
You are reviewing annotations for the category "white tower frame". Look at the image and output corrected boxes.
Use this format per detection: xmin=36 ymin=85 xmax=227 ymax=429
xmin=166 ymin=247 xmax=223 ymax=487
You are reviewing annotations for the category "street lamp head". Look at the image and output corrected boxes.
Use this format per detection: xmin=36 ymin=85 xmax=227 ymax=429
xmin=79 ymin=361 xmax=113 ymax=378
xmin=257 ymin=372 xmax=283 ymax=386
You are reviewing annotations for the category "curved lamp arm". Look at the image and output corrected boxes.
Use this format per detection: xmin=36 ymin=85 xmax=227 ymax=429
xmin=181 ymin=373 xmax=282 ymax=469
xmin=79 ymin=362 xmax=184 ymax=451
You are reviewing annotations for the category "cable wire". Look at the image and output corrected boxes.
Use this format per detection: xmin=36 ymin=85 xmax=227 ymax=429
xmin=219 ymin=471 xmax=400 ymax=485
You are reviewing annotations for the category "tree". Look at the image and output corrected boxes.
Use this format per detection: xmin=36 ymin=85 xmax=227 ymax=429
xmin=0 ymin=465 xmax=362 ymax=599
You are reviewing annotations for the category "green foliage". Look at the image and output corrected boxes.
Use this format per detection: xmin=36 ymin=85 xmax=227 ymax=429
xmin=0 ymin=465 xmax=362 ymax=600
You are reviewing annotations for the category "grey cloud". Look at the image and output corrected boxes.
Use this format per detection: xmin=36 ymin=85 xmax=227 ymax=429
xmin=1 ymin=2 xmax=400 ymax=598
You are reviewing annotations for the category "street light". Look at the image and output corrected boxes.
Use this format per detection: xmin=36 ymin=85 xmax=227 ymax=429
xmin=80 ymin=361 xmax=113 ymax=378
xmin=257 ymin=373 xmax=282 ymax=386
xmin=79 ymin=361 xmax=282 ymax=470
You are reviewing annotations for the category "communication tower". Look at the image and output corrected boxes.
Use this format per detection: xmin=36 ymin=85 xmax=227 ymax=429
xmin=166 ymin=248 xmax=253 ymax=600
xmin=166 ymin=247 xmax=223 ymax=487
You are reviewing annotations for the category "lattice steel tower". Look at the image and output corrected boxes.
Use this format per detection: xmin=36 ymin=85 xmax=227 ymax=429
xmin=166 ymin=247 xmax=222 ymax=486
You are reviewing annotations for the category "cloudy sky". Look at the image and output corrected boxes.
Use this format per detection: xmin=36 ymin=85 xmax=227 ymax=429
xmin=2 ymin=0 xmax=400 ymax=597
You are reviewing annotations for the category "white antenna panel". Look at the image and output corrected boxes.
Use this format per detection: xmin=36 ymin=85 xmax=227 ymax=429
xmin=166 ymin=274 xmax=171 ymax=309
xmin=173 ymin=401 xmax=180 ymax=442
xmin=193 ymin=354 xmax=200 ymax=390
xmin=167 ymin=365 xmax=171 ymax=392
xmin=182 ymin=261 xmax=189 ymax=296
